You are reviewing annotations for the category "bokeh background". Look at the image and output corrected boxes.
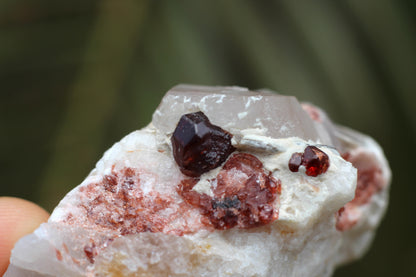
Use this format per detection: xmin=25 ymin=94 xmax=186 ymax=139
xmin=1 ymin=0 xmax=415 ymax=276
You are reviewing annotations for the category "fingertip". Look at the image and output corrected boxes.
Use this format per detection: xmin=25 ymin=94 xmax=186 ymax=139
xmin=0 ymin=197 xmax=49 ymax=275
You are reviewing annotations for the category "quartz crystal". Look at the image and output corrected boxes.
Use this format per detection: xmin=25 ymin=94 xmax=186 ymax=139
xmin=5 ymin=85 xmax=391 ymax=277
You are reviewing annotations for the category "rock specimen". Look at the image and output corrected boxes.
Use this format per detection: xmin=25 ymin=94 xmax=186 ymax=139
xmin=5 ymin=85 xmax=391 ymax=277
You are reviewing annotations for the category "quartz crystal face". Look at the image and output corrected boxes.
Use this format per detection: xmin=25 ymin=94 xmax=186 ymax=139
xmin=5 ymin=85 xmax=391 ymax=277
xmin=152 ymin=85 xmax=332 ymax=145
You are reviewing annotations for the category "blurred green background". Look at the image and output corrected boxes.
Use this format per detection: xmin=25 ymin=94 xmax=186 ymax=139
xmin=1 ymin=0 xmax=415 ymax=276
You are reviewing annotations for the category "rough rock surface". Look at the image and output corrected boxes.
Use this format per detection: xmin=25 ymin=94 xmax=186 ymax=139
xmin=5 ymin=85 xmax=391 ymax=277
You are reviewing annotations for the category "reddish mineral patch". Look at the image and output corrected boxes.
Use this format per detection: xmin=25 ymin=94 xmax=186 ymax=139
xmin=55 ymin=249 xmax=63 ymax=261
xmin=301 ymin=103 xmax=322 ymax=123
xmin=336 ymin=151 xmax=385 ymax=231
xmin=178 ymin=153 xmax=280 ymax=230
xmin=68 ymin=167 xmax=205 ymax=236
xmin=84 ymin=243 xmax=97 ymax=264
xmin=62 ymin=154 xmax=280 ymax=263
xmin=335 ymin=206 xmax=359 ymax=231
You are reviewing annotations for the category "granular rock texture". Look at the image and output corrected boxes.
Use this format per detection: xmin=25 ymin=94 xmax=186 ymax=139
xmin=5 ymin=85 xmax=391 ymax=277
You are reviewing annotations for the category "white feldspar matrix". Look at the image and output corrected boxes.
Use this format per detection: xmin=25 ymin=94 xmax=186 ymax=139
xmin=5 ymin=85 xmax=391 ymax=277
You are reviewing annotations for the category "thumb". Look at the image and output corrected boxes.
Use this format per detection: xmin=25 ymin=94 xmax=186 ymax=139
xmin=0 ymin=197 xmax=49 ymax=275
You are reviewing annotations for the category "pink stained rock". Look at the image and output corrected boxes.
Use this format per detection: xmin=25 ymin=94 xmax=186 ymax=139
xmin=5 ymin=85 xmax=391 ymax=277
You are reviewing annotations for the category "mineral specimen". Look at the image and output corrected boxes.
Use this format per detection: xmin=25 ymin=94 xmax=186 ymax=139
xmin=5 ymin=85 xmax=391 ymax=277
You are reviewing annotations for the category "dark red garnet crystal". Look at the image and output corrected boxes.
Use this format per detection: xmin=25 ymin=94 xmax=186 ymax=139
xmin=171 ymin=111 xmax=236 ymax=177
xmin=288 ymin=146 xmax=329 ymax=177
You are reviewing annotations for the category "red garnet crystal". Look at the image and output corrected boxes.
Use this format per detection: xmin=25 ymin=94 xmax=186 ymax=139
xmin=171 ymin=111 xmax=236 ymax=177
xmin=289 ymin=146 xmax=329 ymax=177
xmin=303 ymin=146 xmax=330 ymax=176
xmin=178 ymin=153 xmax=280 ymax=230
xmin=288 ymin=152 xmax=303 ymax=172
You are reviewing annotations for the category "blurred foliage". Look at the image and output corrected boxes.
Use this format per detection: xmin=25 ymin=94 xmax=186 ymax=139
xmin=1 ymin=0 xmax=415 ymax=276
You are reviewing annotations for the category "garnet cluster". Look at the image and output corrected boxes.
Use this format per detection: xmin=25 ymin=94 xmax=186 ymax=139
xmin=171 ymin=111 xmax=235 ymax=177
xmin=172 ymin=112 xmax=280 ymax=230
xmin=178 ymin=153 xmax=280 ymax=230
xmin=289 ymin=146 xmax=330 ymax=177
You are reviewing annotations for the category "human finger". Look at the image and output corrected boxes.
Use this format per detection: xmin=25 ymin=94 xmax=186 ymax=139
xmin=0 ymin=197 xmax=49 ymax=275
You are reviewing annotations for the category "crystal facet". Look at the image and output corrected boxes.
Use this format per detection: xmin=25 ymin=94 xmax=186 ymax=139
xmin=152 ymin=85 xmax=334 ymax=145
xmin=288 ymin=146 xmax=329 ymax=177
xmin=288 ymin=152 xmax=303 ymax=172
xmin=178 ymin=153 xmax=280 ymax=230
xmin=171 ymin=111 xmax=235 ymax=177
xmin=303 ymin=146 xmax=329 ymax=177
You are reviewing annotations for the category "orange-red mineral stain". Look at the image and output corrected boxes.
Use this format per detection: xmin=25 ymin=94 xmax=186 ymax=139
xmin=84 ymin=243 xmax=96 ymax=264
xmin=336 ymin=151 xmax=385 ymax=231
xmin=55 ymin=249 xmax=63 ymax=261
xmin=301 ymin=103 xmax=322 ymax=123
xmin=70 ymin=167 xmax=198 ymax=236
xmin=178 ymin=153 xmax=280 ymax=230
xmin=66 ymin=154 xmax=280 ymax=263
xmin=335 ymin=206 xmax=359 ymax=231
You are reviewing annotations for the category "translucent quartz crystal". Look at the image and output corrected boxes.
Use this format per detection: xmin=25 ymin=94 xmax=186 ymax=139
xmin=153 ymin=85 xmax=335 ymax=145
xmin=5 ymin=85 xmax=391 ymax=277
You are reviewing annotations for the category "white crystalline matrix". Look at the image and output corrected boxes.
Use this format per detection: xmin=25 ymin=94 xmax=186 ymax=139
xmin=5 ymin=85 xmax=391 ymax=277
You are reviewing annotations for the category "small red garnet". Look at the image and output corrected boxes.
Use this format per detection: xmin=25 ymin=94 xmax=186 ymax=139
xmin=288 ymin=146 xmax=329 ymax=177
xmin=288 ymin=152 xmax=303 ymax=172
xmin=302 ymin=146 xmax=329 ymax=177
